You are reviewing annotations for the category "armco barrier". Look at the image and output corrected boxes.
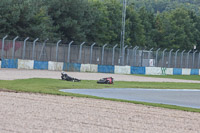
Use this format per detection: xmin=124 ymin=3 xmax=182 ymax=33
xmin=90 ymin=64 xmax=98 ymax=73
xmin=1 ymin=58 xmax=200 ymax=76
xmin=114 ymin=66 xmax=130 ymax=74
xmin=182 ymin=68 xmax=191 ymax=75
xmin=63 ymin=63 xmax=81 ymax=72
xmin=165 ymin=68 xmax=173 ymax=75
xmin=80 ymin=64 xmax=98 ymax=73
xmin=173 ymin=68 xmax=182 ymax=75
xmin=34 ymin=61 xmax=48 ymax=70
xmin=98 ymin=65 xmax=114 ymax=73
xmin=131 ymin=67 xmax=145 ymax=75
xmin=1 ymin=59 xmax=18 ymax=68
xmin=18 ymin=59 xmax=34 ymax=70
xmin=48 ymin=61 xmax=63 ymax=71
xmin=80 ymin=64 xmax=91 ymax=72
xmin=146 ymin=67 xmax=162 ymax=75
xmin=160 ymin=67 xmax=172 ymax=75
xmin=190 ymin=69 xmax=199 ymax=75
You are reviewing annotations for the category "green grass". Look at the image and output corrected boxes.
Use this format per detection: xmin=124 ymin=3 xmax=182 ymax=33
xmin=134 ymin=75 xmax=200 ymax=81
xmin=0 ymin=78 xmax=200 ymax=113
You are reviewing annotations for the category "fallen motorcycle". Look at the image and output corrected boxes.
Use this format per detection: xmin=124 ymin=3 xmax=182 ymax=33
xmin=97 ymin=77 xmax=114 ymax=84
xmin=61 ymin=72 xmax=81 ymax=82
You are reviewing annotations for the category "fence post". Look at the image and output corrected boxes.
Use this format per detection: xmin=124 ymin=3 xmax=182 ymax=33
xmin=198 ymin=52 xmax=200 ymax=68
xmin=155 ymin=48 xmax=160 ymax=67
xmin=122 ymin=45 xmax=128 ymax=65
xmin=67 ymin=41 xmax=74 ymax=63
xmin=148 ymin=48 xmax=153 ymax=61
xmin=78 ymin=42 xmax=85 ymax=63
xmin=22 ymin=37 xmax=29 ymax=59
xmin=39 ymin=39 xmax=48 ymax=61
xmin=56 ymin=40 xmax=62 ymax=62
xmin=186 ymin=50 xmax=191 ymax=68
xmin=90 ymin=43 xmax=96 ymax=64
xmin=168 ymin=49 xmax=173 ymax=68
xmin=101 ymin=44 xmax=107 ymax=65
xmin=174 ymin=49 xmax=179 ymax=68
xmin=12 ymin=36 xmax=19 ymax=59
xmin=180 ymin=50 xmax=185 ymax=68
xmin=32 ymin=38 xmax=39 ymax=60
xmin=192 ymin=50 xmax=197 ymax=68
xmin=135 ymin=46 xmax=139 ymax=66
xmin=126 ymin=46 xmax=132 ymax=65
xmin=112 ymin=44 xmax=118 ymax=65
xmin=131 ymin=46 xmax=137 ymax=66
xmin=1 ymin=35 xmax=8 ymax=59
xmin=140 ymin=49 xmax=145 ymax=67
xmin=162 ymin=48 xmax=167 ymax=67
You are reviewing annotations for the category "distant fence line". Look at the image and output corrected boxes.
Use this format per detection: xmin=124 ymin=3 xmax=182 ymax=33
xmin=0 ymin=36 xmax=200 ymax=69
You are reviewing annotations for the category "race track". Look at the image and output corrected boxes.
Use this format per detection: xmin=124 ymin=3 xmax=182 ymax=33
xmin=61 ymin=88 xmax=200 ymax=109
xmin=0 ymin=69 xmax=200 ymax=133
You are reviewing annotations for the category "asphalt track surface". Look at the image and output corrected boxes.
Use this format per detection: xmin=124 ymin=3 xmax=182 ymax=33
xmin=61 ymin=88 xmax=200 ymax=109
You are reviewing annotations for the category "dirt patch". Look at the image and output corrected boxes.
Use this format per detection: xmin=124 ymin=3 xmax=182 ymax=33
xmin=0 ymin=88 xmax=18 ymax=93
xmin=0 ymin=92 xmax=200 ymax=133
xmin=0 ymin=68 xmax=200 ymax=83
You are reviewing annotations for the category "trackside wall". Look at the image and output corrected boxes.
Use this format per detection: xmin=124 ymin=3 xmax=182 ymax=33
xmin=48 ymin=61 xmax=63 ymax=71
xmin=146 ymin=67 xmax=162 ymax=75
xmin=182 ymin=69 xmax=191 ymax=75
xmin=34 ymin=61 xmax=48 ymax=70
xmin=114 ymin=66 xmax=130 ymax=74
xmin=1 ymin=59 xmax=18 ymax=68
xmin=1 ymin=59 xmax=200 ymax=76
xmin=18 ymin=59 xmax=34 ymax=70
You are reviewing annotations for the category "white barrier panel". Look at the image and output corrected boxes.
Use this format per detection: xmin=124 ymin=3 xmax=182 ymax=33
xmin=199 ymin=69 xmax=200 ymax=75
xmin=146 ymin=67 xmax=162 ymax=75
xmin=80 ymin=64 xmax=91 ymax=72
xmin=114 ymin=66 xmax=131 ymax=74
xmin=182 ymin=68 xmax=191 ymax=75
xmin=165 ymin=68 xmax=173 ymax=75
xmin=90 ymin=64 xmax=98 ymax=73
xmin=80 ymin=64 xmax=98 ymax=73
xmin=18 ymin=59 xmax=34 ymax=70
xmin=48 ymin=61 xmax=63 ymax=71
xmin=0 ymin=61 xmax=1 ymax=68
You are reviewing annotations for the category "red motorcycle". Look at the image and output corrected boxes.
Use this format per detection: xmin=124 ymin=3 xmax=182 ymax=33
xmin=97 ymin=77 xmax=114 ymax=84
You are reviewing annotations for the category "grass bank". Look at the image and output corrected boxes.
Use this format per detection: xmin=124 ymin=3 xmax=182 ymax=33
xmin=0 ymin=78 xmax=200 ymax=113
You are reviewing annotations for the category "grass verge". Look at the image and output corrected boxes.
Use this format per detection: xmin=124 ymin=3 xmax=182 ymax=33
xmin=0 ymin=78 xmax=200 ymax=113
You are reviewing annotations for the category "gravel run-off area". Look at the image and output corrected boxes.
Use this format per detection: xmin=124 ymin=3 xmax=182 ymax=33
xmin=0 ymin=69 xmax=200 ymax=133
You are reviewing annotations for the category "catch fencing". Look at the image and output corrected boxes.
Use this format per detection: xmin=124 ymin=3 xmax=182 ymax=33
xmin=0 ymin=36 xmax=200 ymax=69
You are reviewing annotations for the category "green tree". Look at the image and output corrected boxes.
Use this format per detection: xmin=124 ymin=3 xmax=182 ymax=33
xmin=0 ymin=0 xmax=57 ymax=41
xmin=160 ymin=8 xmax=198 ymax=50
xmin=125 ymin=4 xmax=145 ymax=47
xmin=0 ymin=0 xmax=21 ymax=38
xmin=47 ymin=0 xmax=94 ymax=43
xmin=87 ymin=0 xmax=122 ymax=46
xmin=138 ymin=7 xmax=157 ymax=48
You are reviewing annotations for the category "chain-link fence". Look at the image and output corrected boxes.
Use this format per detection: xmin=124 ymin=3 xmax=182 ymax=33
xmin=1 ymin=37 xmax=200 ymax=69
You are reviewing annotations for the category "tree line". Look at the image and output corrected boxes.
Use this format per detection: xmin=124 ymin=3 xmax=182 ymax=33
xmin=0 ymin=0 xmax=200 ymax=50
